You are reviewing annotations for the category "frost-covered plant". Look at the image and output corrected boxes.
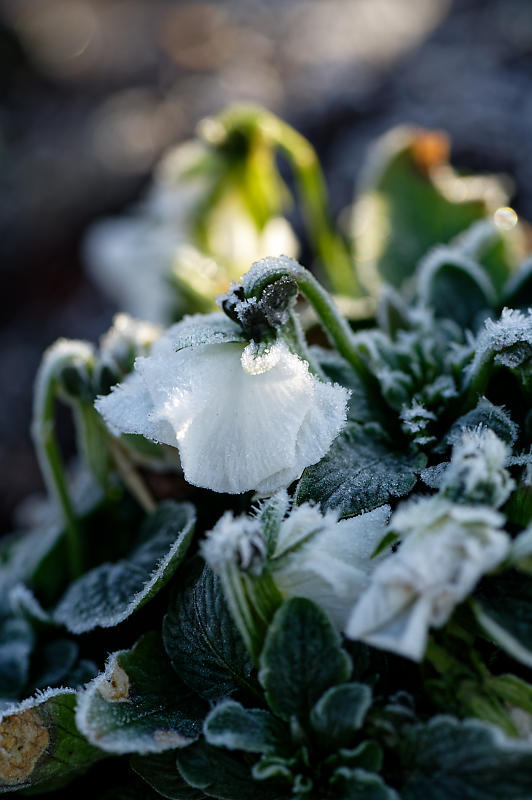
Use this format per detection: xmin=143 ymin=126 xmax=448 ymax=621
xmin=2 ymin=116 xmax=532 ymax=799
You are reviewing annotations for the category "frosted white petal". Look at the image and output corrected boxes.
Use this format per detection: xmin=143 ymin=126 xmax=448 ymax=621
xmin=95 ymin=372 xmax=176 ymax=447
xmin=95 ymin=317 xmax=348 ymax=494
xmin=272 ymin=504 xmax=391 ymax=627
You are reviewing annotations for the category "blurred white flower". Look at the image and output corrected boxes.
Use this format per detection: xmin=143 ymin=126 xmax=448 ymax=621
xmin=95 ymin=314 xmax=348 ymax=494
xmin=84 ymin=142 xmax=298 ymax=324
xmin=346 ymin=497 xmax=510 ymax=661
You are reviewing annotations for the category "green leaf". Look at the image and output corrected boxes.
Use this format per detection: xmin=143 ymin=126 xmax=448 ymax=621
xmin=399 ymin=716 xmax=532 ymax=799
xmin=416 ymin=247 xmax=495 ymax=329
xmin=445 ymin=397 xmax=519 ymax=448
xmin=258 ymin=598 xmax=351 ymax=722
xmin=204 ymin=700 xmax=285 ymax=754
xmin=296 ymin=424 xmax=426 ymax=517
xmin=331 ymin=767 xmax=399 ymax=800
xmin=0 ymin=688 xmax=104 ymax=793
xmin=325 ymin=741 xmax=383 ymax=774
xmin=132 ymin=751 xmax=209 ymax=799
xmin=473 ymin=570 xmax=532 ymax=668
xmin=0 ymin=612 xmax=34 ymax=700
xmin=54 ymin=501 xmax=195 ymax=633
xmin=76 ymin=632 xmax=207 ymax=755
xmin=176 ymin=740 xmax=286 ymax=800
xmin=310 ymin=683 xmax=372 ymax=748
xmin=351 ymin=127 xmax=507 ymax=291
xmin=163 ymin=562 xmax=255 ymax=702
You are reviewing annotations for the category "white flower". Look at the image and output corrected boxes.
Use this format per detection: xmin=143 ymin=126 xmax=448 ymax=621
xmin=345 ymin=497 xmax=510 ymax=661
xmin=95 ymin=314 xmax=348 ymax=495
xmin=201 ymin=493 xmax=391 ymax=640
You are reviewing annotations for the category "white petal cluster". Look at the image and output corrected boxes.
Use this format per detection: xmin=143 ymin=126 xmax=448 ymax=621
xmin=201 ymin=493 xmax=391 ymax=629
xmin=269 ymin=501 xmax=391 ymax=627
xmin=346 ymin=497 xmax=510 ymax=661
xmin=95 ymin=314 xmax=348 ymax=495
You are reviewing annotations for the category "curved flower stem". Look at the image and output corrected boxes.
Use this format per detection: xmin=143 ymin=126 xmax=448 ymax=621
xmin=245 ymin=258 xmax=370 ymax=381
xmin=32 ymin=344 xmax=94 ymax=580
xmin=206 ymin=106 xmax=361 ymax=298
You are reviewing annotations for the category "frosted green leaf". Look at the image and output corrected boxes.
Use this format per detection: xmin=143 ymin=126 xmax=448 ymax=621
xmin=54 ymin=501 xmax=195 ymax=633
xmin=76 ymin=632 xmax=206 ymax=755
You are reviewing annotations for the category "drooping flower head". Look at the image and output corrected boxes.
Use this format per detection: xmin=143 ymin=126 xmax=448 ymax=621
xmin=95 ymin=261 xmax=349 ymax=495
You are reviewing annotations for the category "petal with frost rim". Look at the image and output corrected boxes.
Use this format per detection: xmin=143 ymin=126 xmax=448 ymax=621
xmin=96 ymin=316 xmax=349 ymax=494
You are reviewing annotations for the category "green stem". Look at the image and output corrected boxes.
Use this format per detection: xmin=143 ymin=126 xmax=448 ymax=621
xmin=245 ymin=259 xmax=370 ymax=381
xmin=32 ymin=376 xmax=83 ymax=579
xmin=212 ymin=106 xmax=360 ymax=297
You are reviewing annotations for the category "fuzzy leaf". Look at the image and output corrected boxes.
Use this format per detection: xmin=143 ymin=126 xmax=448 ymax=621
xmin=259 ymin=598 xmax=351 ymax=722
xmin=54 ymin=501 xmax=195 ymax=633
xmin=296 ymin=424 xmax=426 ymax=517
xmin=176 ymin=740 xmax=286 ymax=800
xmin=0 ymin=612 xmax=34 ymax=700
xmin=473 ymin=570 xmax=532 ymax=668
xmin=204 ymin=701 xmax=285 ymax=754
xmin=416 ymin=246 xmax=495 ymax=329
xmin=132 ymin=751 xmax=208 ymax=799
xmin=0 ymin=688 xmax=104 ymax=794
xmin=400 ymin=716 xmax=532 ymax=799
xmin=310 ymin=683 xmax=372 ymax=748
xmin=163 ymin=562 xmax=255 ymax=702
xmin=445 ymin=398 xmax=519 ymax=448
xmin=76 ymin=632 xmax=207 ymax=755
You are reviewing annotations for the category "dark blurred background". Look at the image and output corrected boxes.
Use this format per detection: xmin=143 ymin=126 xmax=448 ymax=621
xmin=2 ymin=0 xmax=532 ymax=530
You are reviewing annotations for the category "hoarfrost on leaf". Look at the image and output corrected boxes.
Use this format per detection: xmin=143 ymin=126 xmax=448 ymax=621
xmin=346 ymin=497 xmax=510 ymax=661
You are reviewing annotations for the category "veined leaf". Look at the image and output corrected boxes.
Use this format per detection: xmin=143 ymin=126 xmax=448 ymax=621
xmin=296 ymin=424 xmax=425 ymax=517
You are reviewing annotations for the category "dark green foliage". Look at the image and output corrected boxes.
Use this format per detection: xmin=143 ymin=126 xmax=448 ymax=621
xmin=163 ymin=562 xmax=255 ymax=702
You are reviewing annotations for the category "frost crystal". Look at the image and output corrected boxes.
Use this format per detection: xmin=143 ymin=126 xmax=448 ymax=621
xmin=201 ymin=512 xmax=267 ymax=576
xmin=95 ymin=313 xmax=349 ymax=494
xmin=442 ymin=426 xmax=515 ymax=508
